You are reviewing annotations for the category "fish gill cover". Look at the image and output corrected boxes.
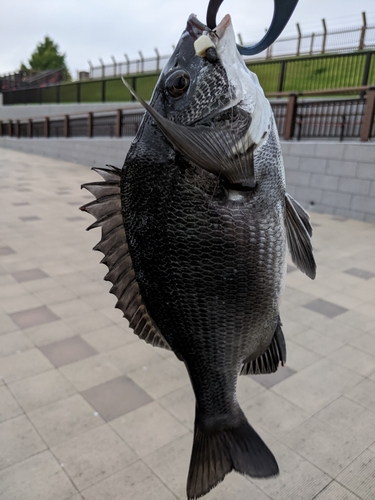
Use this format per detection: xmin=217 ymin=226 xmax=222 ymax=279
xmin=81 ymin=1 xmax=316 ymax=498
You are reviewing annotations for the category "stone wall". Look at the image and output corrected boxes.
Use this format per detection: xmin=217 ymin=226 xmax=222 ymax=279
xmin=0 ymin=136 xmax=374 ymax=222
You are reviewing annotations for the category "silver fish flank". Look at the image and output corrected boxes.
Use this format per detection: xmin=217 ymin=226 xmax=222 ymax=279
xmin=81 ymin=13 xmax=316 ymax=500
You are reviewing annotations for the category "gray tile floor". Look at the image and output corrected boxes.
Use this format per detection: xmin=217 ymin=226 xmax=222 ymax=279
xmin=1 ymin=147 xmax=375 ymax=500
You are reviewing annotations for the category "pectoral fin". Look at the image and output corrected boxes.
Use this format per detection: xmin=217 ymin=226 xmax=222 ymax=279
xmin=285 ymin=193 xmax=316 ymax=280
xmin=121 ymin=77 xmax=255 ymax=188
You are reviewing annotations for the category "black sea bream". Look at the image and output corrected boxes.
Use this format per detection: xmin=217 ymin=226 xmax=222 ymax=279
xmin=81 ymin=13 xmax=316 ymax=500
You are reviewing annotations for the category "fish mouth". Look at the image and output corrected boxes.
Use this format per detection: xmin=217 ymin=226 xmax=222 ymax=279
xmin=186 ymin=13 xmax=231 ymax=42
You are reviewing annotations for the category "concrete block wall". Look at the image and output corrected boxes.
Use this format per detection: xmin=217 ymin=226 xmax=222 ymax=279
xmin=0 ymin=136 xmax=374 ymax=222
xmin=281 ymin=141 xmax=375 ymax=223
xmin=0 ymin=137 xmax=132 ymax=169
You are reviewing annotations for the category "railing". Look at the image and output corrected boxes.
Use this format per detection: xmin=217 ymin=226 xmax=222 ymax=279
xmin=3 ymin=50 xmax=375 ymax=106
xmin=85 ymin=15 xmax=375 ymax=78
xmin=1 ymin=88 xmax=375 ymax=142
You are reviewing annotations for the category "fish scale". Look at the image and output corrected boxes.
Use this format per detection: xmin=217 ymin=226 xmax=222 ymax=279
xmin=81 ymin=12 xmax=315 ymax=500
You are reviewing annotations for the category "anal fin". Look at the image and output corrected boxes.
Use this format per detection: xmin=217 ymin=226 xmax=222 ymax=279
xmin=241 ymin=319 xmax=286 ymax=375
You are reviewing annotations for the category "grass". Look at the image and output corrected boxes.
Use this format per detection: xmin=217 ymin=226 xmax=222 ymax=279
xmin=25 ymin=51 xmax=375 ymax=105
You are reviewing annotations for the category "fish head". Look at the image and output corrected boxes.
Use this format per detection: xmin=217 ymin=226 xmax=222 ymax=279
xmin=158 ymin=13 xmax=272 ymax=146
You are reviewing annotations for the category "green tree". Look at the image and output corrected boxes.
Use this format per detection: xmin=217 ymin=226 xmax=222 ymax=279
xmin=21 ymin=36 xmax=71 ymax=80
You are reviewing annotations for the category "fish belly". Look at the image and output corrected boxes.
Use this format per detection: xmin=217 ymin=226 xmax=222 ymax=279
xmin=122 ymin=154 xmax=286 ymax=414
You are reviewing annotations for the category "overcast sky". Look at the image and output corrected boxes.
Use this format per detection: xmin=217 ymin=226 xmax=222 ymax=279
xmin=1 ymin=0 xmax=374 ymax=77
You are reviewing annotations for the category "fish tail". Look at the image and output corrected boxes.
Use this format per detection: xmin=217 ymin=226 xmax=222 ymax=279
xmin=187 ymin=408 xmax=279 ymax=499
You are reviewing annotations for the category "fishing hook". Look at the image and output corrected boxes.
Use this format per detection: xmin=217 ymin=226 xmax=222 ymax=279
xmin=206 ymin=0 xmax=299 ymax=55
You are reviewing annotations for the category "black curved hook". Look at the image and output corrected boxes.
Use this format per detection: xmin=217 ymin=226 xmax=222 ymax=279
xmin=206 ymin=0 xmax=299 ymax=56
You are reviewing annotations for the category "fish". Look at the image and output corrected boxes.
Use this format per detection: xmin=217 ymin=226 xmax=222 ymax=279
xmin=81 ymin=13 xmax=316 ymax=500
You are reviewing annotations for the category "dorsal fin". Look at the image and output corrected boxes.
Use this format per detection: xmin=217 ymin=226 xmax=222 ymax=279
xmin=80 ymin=165 xmax=171 ymax=351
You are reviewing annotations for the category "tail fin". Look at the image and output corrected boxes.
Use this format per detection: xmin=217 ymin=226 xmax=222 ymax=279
xmin=187 ymin=409 xmax=279 ymax=499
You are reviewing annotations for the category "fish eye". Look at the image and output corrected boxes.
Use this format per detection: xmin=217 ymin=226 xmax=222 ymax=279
xmin=166 ymin=71 xmax=190 ymax=97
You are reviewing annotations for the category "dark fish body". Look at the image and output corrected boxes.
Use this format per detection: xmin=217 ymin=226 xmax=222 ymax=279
xmin=82 ymin=13 xmax=315 ymax=500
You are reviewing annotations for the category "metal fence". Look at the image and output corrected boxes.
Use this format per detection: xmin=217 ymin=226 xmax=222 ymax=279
xmin=3 ymin=51 xmax=375 ymax=106
xmin=86 ymin=15 xmax=375 ymax=78
xmin=1 ymin=88 xmax=375 ymax=142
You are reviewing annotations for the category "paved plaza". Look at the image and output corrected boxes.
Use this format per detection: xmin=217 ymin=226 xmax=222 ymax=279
xmin=1 ymin=147 xmax=375 ymax=500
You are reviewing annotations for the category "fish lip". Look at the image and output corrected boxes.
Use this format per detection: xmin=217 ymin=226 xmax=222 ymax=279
xmin=186 ymin=14 xmax=209 ymax=40
xmin=186 ymin=13 xmax=232 ymax=42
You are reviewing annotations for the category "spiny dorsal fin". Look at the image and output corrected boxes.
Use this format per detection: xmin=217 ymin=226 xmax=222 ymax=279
xmin=80 ymin=165 xmax=171 ymax=351
xmin=241 ymin=318 xmax=286 ymax=375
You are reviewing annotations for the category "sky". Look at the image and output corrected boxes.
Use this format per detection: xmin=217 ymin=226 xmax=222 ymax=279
xmin=1 ymin=0 xmax=374 ymax=77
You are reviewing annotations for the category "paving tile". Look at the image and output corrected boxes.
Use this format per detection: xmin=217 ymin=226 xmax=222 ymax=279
xmin=349 ymin=333 xmax=375 ymax=355
xmin=345 ymin=378 xmax=375 ymax=412
xmin=313 ymin=481 xmax=360 ymax=499
xmin=304 ymin=298 xmax=348 ymax=318
xmin=110 ymin=401 xmax=189 ymax=457
xmin=9 ymin=369 xmax=76 ymax=412
xmin=59 ymin=353 xmax=123 ymax=391
xmin=20 ymin=216 xmax=41 ymax=221
xmin=24 ymin=319 xmax=77 ymax=346
xmin=49 ymin=299 xmax=94 ymax=319
xmin=292 ymin=328 xmax=343 ymax=356
xmin=1 ymin=293 xmax=45 ymax=314
xmin=81 ymin=460 xmax=177 ymax=500
xmin=315 ymin=396 xmax=375 ymax=443
xmin=104 ymin=340 xmax=165 ymax=374
xmin=128 ymin=358 xmax=190 ymax=399
xmin=242 ymin=390 xmax=311 ymax=439
xmin=51 ymin=424 xmax=137 ymax=491
xmin=272 ymin=358 xmax=363 ymax=414
xmin=251 ymin=365 xmax=296 ymax=388
xmin=336 ymin=449 xmax=375 ymax=500
xmin=27 ymin=393 xmax=104 ymax=447
xmin=344 ymin=267 xmax=375 ymax=280
xmin=63 ymin=311 xmax=114 ymax=334
xmin=10 ymin=305 xmax=59 ymax=329
xmin=39 ymin=335 xmax=98 ymax=368
xmin=281 ymin=416 xmax=371 ymax=478
xmin=81 ymin=375 xmax=152 ymax=422
xmin=284 ymin=339 xmax=321 ymax=371
xmin=0 ymin=330 xmax=34 ymax=356
xmin=0 ymin=386 xmax=23 ymax=423
xmin=250 ymin=441 xmax=331 ymax=500
xmin=11 ymin=268 xmax=49 ymax=283
xmin=327 ymin=344 xmax=375 ymax=377
xmin=0 ymin=414 xmax=46 ymax=470
xmin=81 ymin=324 xmax=137 ymax=352
xmin=0 ymin=450 xmax=76 ymax=500
xmin=158 ymin=385 xmax=196 ymax=431
xmin=0 ymin=246 xmax=16 ymax=255
xmin=0 ymin=348 xmax=53 ymax=383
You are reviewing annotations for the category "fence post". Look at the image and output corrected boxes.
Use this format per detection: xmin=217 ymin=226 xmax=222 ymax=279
xmin=124 ymin=54 xmax=130 ymax=75
xmin=111 ymin=56 xmax=117 ymax=77
xmin=361 ymin=51 xmax=373 ymax=88
xmin=8 ymin=120 xmax=12 ymax=137
xmin=87 ymin=113 xmax=93 ymax=138
xmin=64 ymin=115 xmax=70 ymax=138
xmin=27 ymin=119 xmax=33 ymax=138
xmin=284 ymin=93 xmax=298 ymax=140
xmin=15 ymin=120 xmax=20 ymax=138
xmin=101 ymin=80 xmax=106 ymax=102
xmin=131 ymin=76 xmax=137 ymax=102
xmin=116 ymin=110 xmax=122 ymax=137
xmin=360 ymin=87 xmax=375 ymax=141
xmin=56 ymin=85 xmax=60 ymax=104
xmin=154 ymin=48 xmax=160 ymax=71
xmin=0 ymin=121 xmax=2 ymax=136
xmin=77 ymin=82 xmax=81 ymax=104
xmin=44 ymin=117 xmax=50 ymax=138
xmin=321 ymin=19 xmax=327 ymax=54
xmin=139 ymin=51 xmax=144 ymax=73
xmin=278 ymin=60 xmax=286 ymax=92
xmin=309 ymin=33 xmax=315 ymax=55
xmin=359 ymin=12 xmax=367 ymax=50
xmin=296 ymin=23 xmax=302 ymax=56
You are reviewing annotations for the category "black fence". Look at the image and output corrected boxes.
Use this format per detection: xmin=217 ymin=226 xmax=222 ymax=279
xmin=3 ymin=51 xmax=375 ymax=106
xmin=1 ymin=90 xmax=375 ymax=142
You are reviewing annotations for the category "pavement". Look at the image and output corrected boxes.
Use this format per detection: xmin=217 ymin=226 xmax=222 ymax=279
xmin=1 ymin=146 xmax=375 ymax=500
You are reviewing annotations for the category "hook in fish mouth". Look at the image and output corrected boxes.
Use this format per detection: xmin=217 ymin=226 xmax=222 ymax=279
xmin=205 ymin=0 xmax=300 ymax=55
